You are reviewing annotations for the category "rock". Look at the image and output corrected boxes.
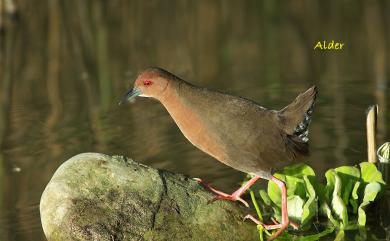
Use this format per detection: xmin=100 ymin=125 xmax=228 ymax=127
xmin=40 ymin=153 xmax=258 ymax=241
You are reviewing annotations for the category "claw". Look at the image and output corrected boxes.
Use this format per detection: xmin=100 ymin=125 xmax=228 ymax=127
xmin=208 ymin=195 xmax=249 ymax=207
xmin=270 ymin=217 xmax=279 ymax=225
xmin=195 ymin=176 xmax=259 ymax=207
xmin=193 ymin=177 xmax=202 ymax=182
xmin=289 ymin=221 xmax=299 ymax=230
xmin=244 ymin=214 xmax=263 ymax=225
xmin=235 ymin=197 xmax=249 ymax=207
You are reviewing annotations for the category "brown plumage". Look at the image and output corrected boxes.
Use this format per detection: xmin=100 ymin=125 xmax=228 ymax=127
xmin=123 ymin=67 xmax=317 ymax=179
xmin=121 ymin=67 xmax=318 ymax=240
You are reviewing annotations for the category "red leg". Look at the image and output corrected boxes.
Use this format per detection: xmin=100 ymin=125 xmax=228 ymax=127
xmin=244 ymin=176 xmax=298 ymax=240
xmin=272 ymin=176 xmax=289 ymax=227
xmin=194 ymin=176 xmax=260 ymax=207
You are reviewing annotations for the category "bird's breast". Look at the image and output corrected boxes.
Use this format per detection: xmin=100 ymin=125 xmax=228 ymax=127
xmin=160 ymin=92 xmax=227 ymax=163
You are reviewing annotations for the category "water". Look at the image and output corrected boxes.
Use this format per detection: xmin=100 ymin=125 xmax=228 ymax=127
xmin=0 ymin=1 xmax=389 ymax=240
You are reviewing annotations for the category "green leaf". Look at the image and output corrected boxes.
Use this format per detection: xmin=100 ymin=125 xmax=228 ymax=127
xmin=262 ymin=162 xmax=384 ymax=234
xmin=301 ymin=176 xmax=317 ymax=226
xmin=268 ymin=164 xmax=315 ymax=207
xmin=309 ymin=176 xmax=326 ymax=203
xmin=296 ymin=227 xmax=334 ymax=241
xmin=267 ymin=173 xmax=285 ymax=207
xmin=324 ymin=169 xmax=336 ymax=201
xmin=341 ymin=180 xmax=354 ymax=206
xmin=281 ymin=163 xmax=316 ymax=178
xmin=334 ymin=166 xmax=360 ymax=205
xmin=335 ymin=166 xmax=360 ymax=178
xmin=358 ymin=182 xmax=381 ymax=226
xmin=362 ymin=182 xmax=381 ymax=203
xmin=351 ymin=181 xmax=360 ymax=200
xmin=272 ymin=206 xmax=281 ymax=222
xmin=287 ymin=195 xmax=304 ymax=222
xmin=360 ymin=162 xmax=385 ymax=185
xmin=320 ymin=202 xmax=339 ymax=227
xmin=331 ymin=171 xmax=348 ymax=227
xmin=259 ymin=189 xmax=271 ymax=206
xmin=285 ymin=175 xmax=306 ymax=198
xmin=349 ymin=181 xmax=361 ymax=214
xmin=344 ymin=222 xmax=359 ymax=231
xmin=354 ymin=226 xmax=367 ymax=241
xmin=334 ymin=230 xmax=345 ymax=241
xmin=349 ymin=199 xmax=359 ymax=215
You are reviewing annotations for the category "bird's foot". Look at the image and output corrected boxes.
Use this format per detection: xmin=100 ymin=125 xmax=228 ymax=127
xmin=194 ymin=178 xmax=249 ymax=207
xmin=209 ymin=192 xmax=249 ymax=207
xmin=269 ymin=217 xmax=299 ymax=230
xmin=244 ymin=214 xmax=299 ymax=241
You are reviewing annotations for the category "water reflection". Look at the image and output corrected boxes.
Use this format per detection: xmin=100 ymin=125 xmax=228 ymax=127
xmin=0 ymin=1 xmax=389 ymax=240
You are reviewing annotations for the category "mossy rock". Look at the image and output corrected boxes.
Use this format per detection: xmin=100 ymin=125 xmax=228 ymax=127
xmin=40 ymin=153 xmax=257 ymax=241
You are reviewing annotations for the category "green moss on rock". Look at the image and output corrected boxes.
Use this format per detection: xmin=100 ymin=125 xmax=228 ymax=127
xmin=40 ymin=153 xmax=257 ymax=241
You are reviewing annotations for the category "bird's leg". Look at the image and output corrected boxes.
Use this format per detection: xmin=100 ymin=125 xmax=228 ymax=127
xmin=244 ymin=176 xmax=298 ymax=241
xmin=194 ymin=176 xmax=260 ymax=207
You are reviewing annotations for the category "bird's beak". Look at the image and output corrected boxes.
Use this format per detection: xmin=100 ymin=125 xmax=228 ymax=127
xmin=118 ymin=87 xmax=142 ymax=105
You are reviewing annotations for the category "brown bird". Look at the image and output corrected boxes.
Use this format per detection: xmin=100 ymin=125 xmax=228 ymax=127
xmin=121 ymin=67 xmax=317 ymax=240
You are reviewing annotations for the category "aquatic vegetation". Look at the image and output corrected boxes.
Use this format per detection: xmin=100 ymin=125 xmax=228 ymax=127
xmin=246 ymin=162 xmax=386 ymax=240
xmin=378 ymin=142 xmax=390 ymax=163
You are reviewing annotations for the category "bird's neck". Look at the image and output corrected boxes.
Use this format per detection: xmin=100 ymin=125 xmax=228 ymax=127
xmin=155 ymin=80 xmax=227 ymax=162
xmin=157 ymin=79 xmax=202 ymax=133
xmin=157 ymin=79 xmax=175 ymax=104
xmin=158 ymin=85 xmax=187 ymax=126
xmin=157 ymin=78 xmax=187 ymax=105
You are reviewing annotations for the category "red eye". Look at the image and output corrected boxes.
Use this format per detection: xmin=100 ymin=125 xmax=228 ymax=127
xmin=143 ymin=80 xmax=153 ymax=86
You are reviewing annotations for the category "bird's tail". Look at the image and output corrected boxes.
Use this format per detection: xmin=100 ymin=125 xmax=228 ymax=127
xmin=278 ymin=86 xmax=318 ymax=144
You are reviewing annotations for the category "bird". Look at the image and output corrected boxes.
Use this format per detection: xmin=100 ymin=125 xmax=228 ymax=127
xmin=120 ymin=67 xmax=317 ymax=240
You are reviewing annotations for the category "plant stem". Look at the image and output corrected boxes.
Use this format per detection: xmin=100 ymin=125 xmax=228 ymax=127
xmin=250 ymin=190 xmax=263 ymax=222
xmin=366 ymin=105 xmax=378 ymax=163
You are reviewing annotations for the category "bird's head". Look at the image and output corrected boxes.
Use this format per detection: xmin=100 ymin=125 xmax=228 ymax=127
xmin=119 ymin=68 xmax=170 ymax=104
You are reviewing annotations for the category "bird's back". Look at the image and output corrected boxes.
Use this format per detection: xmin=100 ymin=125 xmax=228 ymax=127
xmin=162 ymin=79 xmax=317 ymax=178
